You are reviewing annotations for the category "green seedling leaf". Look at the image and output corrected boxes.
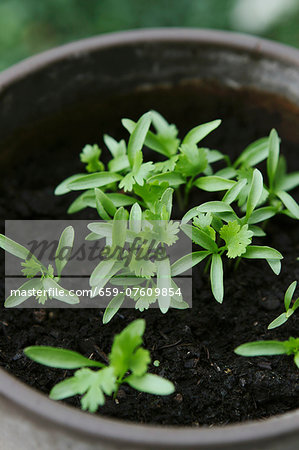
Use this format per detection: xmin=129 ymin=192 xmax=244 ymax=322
xmin=268 ymin=312 xmax=290 ymax=330
xmin=0 ymin=234 xmax=30 ymax=260
xmin=277 ymin=190 xmax=299 ymax=219
xmin=127 ymin=112 xmax=152 ymax=167
xmin=210 ymin=253 xmax=223 ymax=303
xmin=246 ymin=169 xmax=263 ymax=219
xmin=220 ymin=221 xmax=253 ymax=258
xmin=176 ymin=144 xmax=208 ymax=177
xmin=171 ymin=251 xmax=211 ymax=276
xmin=197 ymin=201 xmax=235 ymax=214
xmin=148 ymin=172 xmax=185 ymax=187
xmin=5 ymin=278 xmax=43 ymax=308
xmin=234 ymin=137 xmax=269 ymax=168
xmin=222 ymin=178 xmax=247 ymax=205
xmin=80 ymin=144 xmax=104 ymax=173
xmin=285 ymin=281 xmax=297 ymax=310
xmin=126 ymin=373 xmax=175 ymax=395
xmin=267 ymin=129 xmax=280 ymax=189
xmin=181 ymin=224 xmax=218 ymax=253
xmin=24 ymin=346 xmax=104 ymax=369
xmin=112 ymin=207 xmax=128 ymax=249
xmin=90 ymin=260 xmax=116 ymax=287
xmin=242 ymin=246 xmax=283 ymax=260
xmin=51 ymin=367 xmax=116 ymax=413
xmin=156 ymin=258 xmax=172 ymax=314
xmin=55 ymin=226 xmax=75 ymax=277
xmin=55 ymin=174 xmax=86 ymax=196
xmin=95 ymin=188 xmax=117 ymax=219
xmin=267 ymin=258 xmax=281 ymax=275
xmin=194 ymin=176 xmax=235 ymax=192
xmin=43 ymin=278 xmax=80 ymax=304
xmin=248 ymin=206 xmax=277 ymax=224
xmin=279 ymin=171 xmax=299 ymax=192
xmin=235 ymin=340 xmax=288 ymax=356
xmin=129 ymin=202 xmax=142 ymax=233
xmin=103 ymin=293 xmax=125 ymax=324
xmin=68 ymin=172 xmax=122 ymax=191
xmin=109 ymin=319 xmax=149 ymax=378
xmin=182 ymin=119 xmax=221 ymax=145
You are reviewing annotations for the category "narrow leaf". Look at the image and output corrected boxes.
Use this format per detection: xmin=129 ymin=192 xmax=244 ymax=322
xmin=24 ymin=346 xmax=104 ymax=369
xmin=55 ymin=226 xmax=74 ymax=277
xmin=183 ymin=120 xmax=221 ymax=145
xmin=210 ymin=253 xmax=223 ymax=303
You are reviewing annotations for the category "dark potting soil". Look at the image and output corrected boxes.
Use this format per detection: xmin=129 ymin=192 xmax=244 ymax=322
xmin=0 ymin=83 xmax=298 ymax=426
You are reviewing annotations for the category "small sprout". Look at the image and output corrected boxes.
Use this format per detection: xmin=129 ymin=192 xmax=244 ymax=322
xmin=0 ymin=227 xmax=79 ymax=307
xmin=235 ymin=337 xmax=299 ymax=369
xmin=80 ymin=144 xmax=104 ymax=173
xmin=24 ymin=319 xmax=175 ymax=412
xmin=268 ymin=281 xmax=299 ymax=329
xmin=181 ymin=197 xmax=283 ymax=303
xmin=153 ymin=360 xmax=160 ymax=367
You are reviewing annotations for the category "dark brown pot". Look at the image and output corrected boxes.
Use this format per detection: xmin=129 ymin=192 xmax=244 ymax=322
xmin=0 ymin=29 xmax=298 ymax=450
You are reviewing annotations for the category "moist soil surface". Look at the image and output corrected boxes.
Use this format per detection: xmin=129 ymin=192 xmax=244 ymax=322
xmin=0 ymin=83 xmax=298 ymax=426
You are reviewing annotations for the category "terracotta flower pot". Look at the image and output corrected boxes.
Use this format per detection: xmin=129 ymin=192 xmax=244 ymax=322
xmin=0 ymin=29 xmax=298 ymax=450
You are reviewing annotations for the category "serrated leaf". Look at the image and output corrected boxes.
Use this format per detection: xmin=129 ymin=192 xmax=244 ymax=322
xmin=80 ymin=144 xmax=104 ymax=173
xmin=220 ymin=221 xmax=253 ymax=258
xmin=109 ymin=319 xmax=148 ymax=378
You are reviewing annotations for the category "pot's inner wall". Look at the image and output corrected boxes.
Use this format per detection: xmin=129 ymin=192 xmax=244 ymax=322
xmin=1 ymin=80 xmax=299 ymax=184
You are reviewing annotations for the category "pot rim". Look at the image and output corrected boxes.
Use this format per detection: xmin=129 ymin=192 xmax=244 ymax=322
xmin=0 ymin=28 xmax=299 ymax=448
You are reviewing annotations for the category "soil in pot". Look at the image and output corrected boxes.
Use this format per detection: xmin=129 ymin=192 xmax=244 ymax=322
xmin=0 ymin=81 xmax=298 ymax=426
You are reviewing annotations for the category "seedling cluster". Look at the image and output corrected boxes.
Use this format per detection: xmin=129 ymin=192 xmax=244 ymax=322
xmin=1 ymin=110 xmax=298 ymax=412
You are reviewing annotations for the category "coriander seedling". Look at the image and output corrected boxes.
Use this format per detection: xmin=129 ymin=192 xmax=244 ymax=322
xmin=235 ymin=337 xmax=299 ymax=369
xmin=0 ymin=227 xmax=79 ymax=306
xmin=181 ymin=173 xmax=283 ymax=303
xmin=86 ymin=190 xmax=188 ymax=320
xmin=268 ymin=281 xmax=299 ymax=329
xmin=24 ymin=319 xmax=175 ymax=412
xmin=55 ymin=111 xmax=224 ymax=215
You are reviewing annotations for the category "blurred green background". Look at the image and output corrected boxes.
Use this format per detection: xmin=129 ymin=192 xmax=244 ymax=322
xmin=1 ymin=0 xmax=299 ymax=71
